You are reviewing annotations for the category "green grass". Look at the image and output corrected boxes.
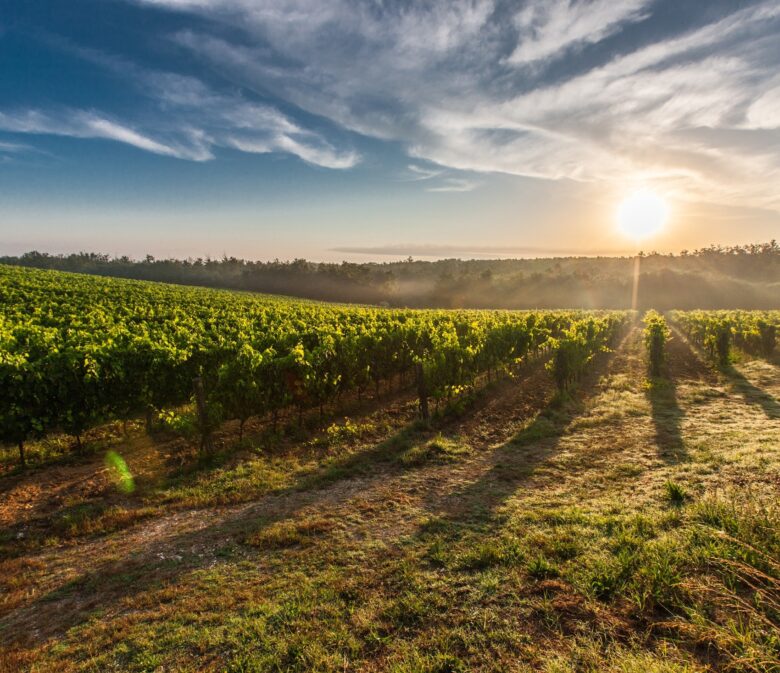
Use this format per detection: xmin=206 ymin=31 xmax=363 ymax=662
xmin=398 ymin=434 xmax=470 ymax=467
xmin=664 ymin=480 xmax=689 ymax=506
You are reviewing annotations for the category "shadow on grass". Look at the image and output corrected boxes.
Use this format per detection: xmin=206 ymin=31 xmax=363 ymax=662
xmin=644 ymin=328 xmax=730 ymax=462
xmin=429 ymin=406 xmax=568 ymax=526
xmin=0 ymin=406 xmax=449 ymax=647
xmin=725 ymin=366 xmax=780 ymax=420
xmin=646 ymin=378 xmax=685 ymax=461
xmin=0 ymin=336 xmax=627 ymax=648
xmin=425 ymin=330 xmax=629 ymax=528
xmin=0 ymin=392 xmax=424 ymax=561
xmin=296 ymin=421 xmax=430 ymax=489
xmin=1 ymin=361 xmax=557 ymax=647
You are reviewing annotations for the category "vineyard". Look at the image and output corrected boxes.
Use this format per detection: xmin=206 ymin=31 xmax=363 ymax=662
xmin=1 ymin=265 xmax=779 ymax=672
xmin=0 ymin=265 xmax=628 ymax=467
xmin=671 ymin=309 xmax=779 ymax=366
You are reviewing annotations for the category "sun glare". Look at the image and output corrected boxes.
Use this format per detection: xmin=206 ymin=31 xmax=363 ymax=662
xmin=616 ymin=189 xmax=669 ymax=241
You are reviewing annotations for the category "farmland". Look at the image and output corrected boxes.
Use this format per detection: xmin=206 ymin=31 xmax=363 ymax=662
xmin=1 ymin=266 xmax=779 ymax=672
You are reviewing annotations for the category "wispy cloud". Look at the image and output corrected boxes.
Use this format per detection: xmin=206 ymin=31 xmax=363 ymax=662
xmin=507 ymin=0 xmax=651 ymax=66
xmin=11 ymin=1 xmax=780 ymax=209
xmin=84 ymin=116 xmax=209 ymax=159
xmin=0 ymin=109 xmax=205 ymax=159
xmin=0 ymin=39 xmax=359 ymax=169
xmin=331 ymin=243 xmax=633 ymax=257
xmin=426 ymin=178 xmax=479 ymax=193
xmin=0 ymin=140 xmax=32 ymax=154
xmin=406 ymin=164 xmax=443 ymax=181
xmin=403 ymin=163 xmax=477 ymax=192
xmin=124 ymin=0 xmax=780 ymax=210
xmin=746 ymin=81 xmax=780 ymax=130
xmin=228 ymin=134 xmax=359 ymax=169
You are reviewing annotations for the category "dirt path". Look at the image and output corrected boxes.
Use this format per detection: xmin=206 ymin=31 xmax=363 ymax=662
xmin=0 ymin=343 xmax=563 ymax=647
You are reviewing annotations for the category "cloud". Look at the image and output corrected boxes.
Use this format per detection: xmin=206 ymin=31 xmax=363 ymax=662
xmin=507 ymin=0 xmax=651 ymax=65
xmin=82 ymin=116 xmax=209 ymax=159
xmin=426 ymin=178 xmax=479 ymax=193
xmin=227 ymin=134 xmax=359 ymax=169
xmin=1 ymin=37 xmax=360 ymax=169
xmin=132 ymin=70 xmax=361 ymax=168
xmin=0 ymin=109 xmax=205 ymax=159
xmin=406 ymin=164 xmax=443 ymax=181
xmin=746 ymin=84 xmax=780 ymax=130
xmin=0 ymin=140 xmax=29 ymax=164
xmin=127 ymin=0 xmax=780 ymax=209
xmin=0 ymin=140 xmax=32 ymax=153
xmin=331 ymin=243 xmax=632 ymax=257
xmin=403 ymin=163 xmax=477 ymax=191
xmin=163 ymin=2 xmax=497 ymax=145
xmin=12 ymin=0 xmax=771 ymax=208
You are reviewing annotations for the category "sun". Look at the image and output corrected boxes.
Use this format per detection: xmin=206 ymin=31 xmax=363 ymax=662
xmin=616 ymin=189 xmax=669 ymax=241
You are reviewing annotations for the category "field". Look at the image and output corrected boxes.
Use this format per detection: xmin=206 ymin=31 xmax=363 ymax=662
xmin=1 ymin=266 xmax=779 ymax=672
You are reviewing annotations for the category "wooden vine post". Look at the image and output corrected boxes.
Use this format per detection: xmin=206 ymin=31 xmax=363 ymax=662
xmin=145 ymin=405 xmax=155 ymax=435
xmin=416 ymin=362 xmax=429 ymax=420
xmin=193 ymin=376 xmax=214 ymax=454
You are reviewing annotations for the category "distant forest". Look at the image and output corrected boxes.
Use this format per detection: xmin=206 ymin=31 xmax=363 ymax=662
xmin=2 ymin=242 xmax=779 ymax=309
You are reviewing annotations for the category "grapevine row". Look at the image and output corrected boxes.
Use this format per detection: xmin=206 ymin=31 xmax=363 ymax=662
xmin=643 ymin=310 xmax=670 ymax=377
xmin=670 ymin=310 xmax=779 ymax=366
xmin=0 ymin=265 xmax=629 ymax=465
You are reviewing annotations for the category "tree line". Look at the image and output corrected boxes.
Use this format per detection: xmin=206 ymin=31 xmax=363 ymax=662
xmin=2 ymin=241 xmax=778 ymax=310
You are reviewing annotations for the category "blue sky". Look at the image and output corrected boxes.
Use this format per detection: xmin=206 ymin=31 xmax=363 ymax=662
xmin=1 ymin=0 xmax=779 ymax=261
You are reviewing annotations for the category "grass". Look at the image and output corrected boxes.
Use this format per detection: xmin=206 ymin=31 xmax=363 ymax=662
xmin=246 ymin=516 xmax=338 ymax=549
xmin=1 ymin=327 xmax=779 ymax=671
xmin=398 ymin=434 xmax=470 ymax=466
xmin=458 ymin=535 xmax=526 ymax=570
xmin=665 ymin=480 xmax=689 ymax=506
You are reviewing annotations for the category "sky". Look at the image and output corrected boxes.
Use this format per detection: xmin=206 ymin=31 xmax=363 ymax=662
xmin=1 ymin=0 xmax=779 ymax=262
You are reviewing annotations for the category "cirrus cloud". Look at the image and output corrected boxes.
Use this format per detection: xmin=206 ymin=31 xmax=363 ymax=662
xmin=0 ymin=109 xmax=208 ymax=160
xmin=0 ymin=42 xmax=360 ymax=170
xmin=121 ymin=0 xmax=780 ymax=210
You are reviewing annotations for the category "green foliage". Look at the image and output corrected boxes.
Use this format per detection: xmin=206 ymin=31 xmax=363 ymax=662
xmin=157 ymin=409 xmax=198 ymax=440
xmin=6 ymin=241 xmax=780 ymax=310
xmin=459 ymin=537 xmax=525 ymax=570
xmin=588 ymin=491 xmax=780 ymax=668
xmin=526 ymin=555 xmax=559 ymax=579
xmin=212 ymin=344 xmax=271 ymax=439
xmin=547 ymin=315 xmax=628 ymax=391
xmin=0 ymin=265 xmax=631 ymax=465
xmin=643 ymin=310 xmax=670 ymax=377
xmin=398 ymin=434 xmax=469 ymax=466
xmin=670 ymin=310 xmax=780 ymax=366
xmin=323 ymin=417 xmax=374 ymax=445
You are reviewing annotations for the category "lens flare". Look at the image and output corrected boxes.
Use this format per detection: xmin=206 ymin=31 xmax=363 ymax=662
xmin=105 ymin=450 xmax=135 ymax=494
